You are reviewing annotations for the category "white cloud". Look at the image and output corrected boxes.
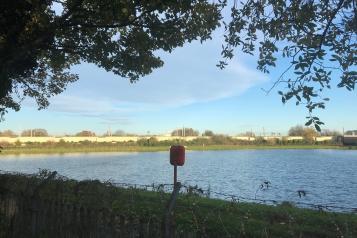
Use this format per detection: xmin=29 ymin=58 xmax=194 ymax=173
xmin=35 ymin=37 xmax=269 ymax=122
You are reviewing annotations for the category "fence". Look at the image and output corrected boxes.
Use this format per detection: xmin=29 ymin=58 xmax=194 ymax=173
xmin=0 ymin=195 xmax=162 ymax=238
xmin=111 ymin=181 xmax=357 ymax=213
xmin=0 ymin=171 xmax=165 ymax=238
xmin=0 ymin=171 xmax=214 ymax=238
xmin=1 ymin=170 xmax=356 ymax=238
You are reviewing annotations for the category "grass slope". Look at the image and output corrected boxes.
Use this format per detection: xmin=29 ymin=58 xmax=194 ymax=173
xmin=1 ymin=172 xmax=356 ymax=237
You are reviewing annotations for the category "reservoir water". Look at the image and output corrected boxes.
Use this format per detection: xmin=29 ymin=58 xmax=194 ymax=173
xmin=1 ymin=149 xmax=357 ymax=210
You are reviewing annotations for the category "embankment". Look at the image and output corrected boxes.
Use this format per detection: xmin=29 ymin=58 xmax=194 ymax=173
xmin=0 ymin=172 xmax=356 ymax=237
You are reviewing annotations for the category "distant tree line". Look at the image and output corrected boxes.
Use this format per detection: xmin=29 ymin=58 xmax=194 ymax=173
xmin=1 ymin=135 xmax=342 ymax=149
xmin=239 ymin=131 xmax=256 ymax=137
xmin=288 ymin=125 xmax=342 ymax=142
xmin=171 ymin=128 xmax=199 ymax=137
xmin=0 ymin=129 xmax=50 ymax=137
xmin=202 ymin=130 xmax=214 ymax=137
xmin=0 ymin=126 xmax=347 ymax=138
xmin=0 ymin=129 xmax=129 ymax=137
xmin=0 ymin=130 xmax=16 ymax=137
xmin=21 ymin=129 xmax=48 ymax=137
xmin=75 ymin=130 xmax=96 ymax=137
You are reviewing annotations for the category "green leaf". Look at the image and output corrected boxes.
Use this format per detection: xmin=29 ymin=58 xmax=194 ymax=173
xmin=305 ymin=119 xmax=313 ymax=126
xmin=314 ymin=124 xmax=321 ymax=132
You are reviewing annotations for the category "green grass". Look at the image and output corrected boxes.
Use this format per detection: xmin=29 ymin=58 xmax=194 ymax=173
xmin=1 ymin=144 xmax=355 ymax=155
xmin=1 ymin=172 xmax=356 ymax=237
xmin=0 ymin=145 xmax=170 ymax=155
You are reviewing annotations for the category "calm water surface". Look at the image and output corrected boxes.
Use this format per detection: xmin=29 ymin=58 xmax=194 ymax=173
xmin=1 ymin=149 xmax=357 ymax=209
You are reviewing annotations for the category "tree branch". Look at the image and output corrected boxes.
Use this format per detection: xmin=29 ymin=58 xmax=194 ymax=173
xmin=318 ymin=0 xmax=345 ymax=50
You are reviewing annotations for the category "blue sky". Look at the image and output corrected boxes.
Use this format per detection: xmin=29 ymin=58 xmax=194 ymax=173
xmin=1 ymin=25 xmax=356 ymax=136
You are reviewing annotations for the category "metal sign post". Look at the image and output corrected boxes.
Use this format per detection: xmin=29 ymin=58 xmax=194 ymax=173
xmin=174 ymin=165 xmax=177 ymax=186
xmin=165 ymin=145 xmax=185 ymax=237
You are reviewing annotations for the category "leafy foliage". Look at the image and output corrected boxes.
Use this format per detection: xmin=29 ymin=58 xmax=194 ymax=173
xmin=137 ymin=136 xmax=159 ymax=146
xmin=1 ymin=0 xmax=356 ymax=128
xmin=288 ymin=125 xmax=306 ymax=136
xmin=75 ymin=130 xmax=96 ymax=137
xmin=113 ymin=129 xmax=126 ymax=136
xmin=288 ymin=125 xmax=318 ymax=143
xmin=0 ymin=0 xmax=221 ymax=118
xmin=202 ymin=130 xmax=215 ymax=136
xmin=220 ymin=0 xmax=356 ymax=130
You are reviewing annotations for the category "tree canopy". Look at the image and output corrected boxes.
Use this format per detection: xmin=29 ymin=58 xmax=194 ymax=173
xmin=320 ymin=129 xmax=341 ymax=136
xmin=220 ymin=0 xmax=356 ymax=130
xmin=21 ymin=128 xmax=48 ymax=137
xmin=0 ymin=0 xmax=221 ymax=117
xmin=0 ymin=129 xmax=17 ymax=137
xmin=288 ymin=125 xmax=306 ymax=136
xmin=0 ymin=0 xmax=356 ymax=129
xmin=75 ymin=130 xmax=96 ymax=137
xmin=202 ymin=130 xmax=215 ymax=136
xmin=171 ymin=128 xmax=199 ymax=137
xmin=288 ymin=125 xmax=318 ymax=142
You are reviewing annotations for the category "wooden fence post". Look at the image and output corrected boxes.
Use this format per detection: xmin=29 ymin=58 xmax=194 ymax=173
xmin=164 ymin=182 xmax=181 ymax=238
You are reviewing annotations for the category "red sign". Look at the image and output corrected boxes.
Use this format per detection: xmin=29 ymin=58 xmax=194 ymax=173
xmin=170 ymin=145 xmax=185 ymax=166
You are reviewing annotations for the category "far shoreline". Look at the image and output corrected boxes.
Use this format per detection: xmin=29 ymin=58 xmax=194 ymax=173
xmin=1 ymin=144 xmax=356 ymax=156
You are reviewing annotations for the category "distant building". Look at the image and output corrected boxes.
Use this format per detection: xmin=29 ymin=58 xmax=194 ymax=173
xmin=345 ymin=130 xmax=357 ymax=136
xmin=341 ymin=135 xmax=357 ymax=146
xmin=335 ymin=130 xmax=357 ymax=146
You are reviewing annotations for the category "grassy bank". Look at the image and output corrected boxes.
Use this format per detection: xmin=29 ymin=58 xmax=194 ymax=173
xmin=0 ymin=144 xmax=354 ymax=155
xmin=1 ymin=172 xmax=356 ymax=237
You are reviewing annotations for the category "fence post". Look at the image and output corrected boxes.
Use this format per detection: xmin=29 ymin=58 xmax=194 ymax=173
xmin=164 ymin=182 xmax=181 ymax=238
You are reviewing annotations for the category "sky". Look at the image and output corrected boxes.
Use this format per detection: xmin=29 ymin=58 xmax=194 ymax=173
xmin=1 ymin=11 xmax=356 ymax=136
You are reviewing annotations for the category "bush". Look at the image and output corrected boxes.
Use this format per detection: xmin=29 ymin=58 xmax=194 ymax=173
xmin=137 ymin=137 xmax=159 ymax=146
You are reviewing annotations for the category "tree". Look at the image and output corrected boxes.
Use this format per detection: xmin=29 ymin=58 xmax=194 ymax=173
xmin=2 ymin=1 xmax=355 ymax=128
xmin=21 ymin=128 xmax=48 ymax=137
xmin=76 ymin=130 xmax=96 ymax=137
xmin=241 ymin=131 xmax=255 ymax=137
xmin=320 ymin=129 xmax=341 ymax=136
xmin=113 ymin=130 xmax=126 ymax=136
xmin=171 ymin=128 xmax=199 ymax=137
xmin=211 ymin=134 xmax=235 ymax=145
xmin=302 ymin=127 xmax=318 ymax=143
xmin=0 ymin=0 xmax=221 ymax=118
xmin=202 ymin=130 xmax=214 ymax=136
xmin=288 ymin=125 xmax=318 ymax=143
xmin=288 ymin=125 xmax=305 ymax=136
xmin=0 ymin=129 xmax=17 ymax=137
xmin=183 ymin=128 xmax=199 ymax=137
xmin=137 ymin=136 xmax=158 ymax=146
xmin=220 ymin=0 xmax=356 ymax=130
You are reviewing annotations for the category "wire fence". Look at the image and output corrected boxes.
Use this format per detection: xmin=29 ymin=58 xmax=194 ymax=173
xmin=110 ymin=181 xmax=357 ymax=213
xmin=1 ymin=169 xmax=357 ymax=213
xmin=1 ymin=170 xmax=357 ymax=238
